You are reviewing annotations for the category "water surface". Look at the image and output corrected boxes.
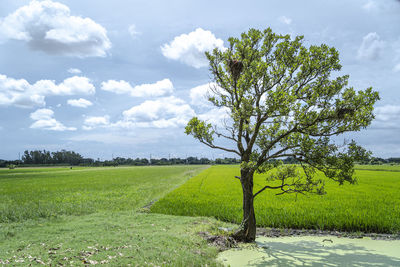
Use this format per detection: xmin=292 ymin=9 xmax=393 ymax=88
xmin=218 ymin=235 xmax=400 ymax=266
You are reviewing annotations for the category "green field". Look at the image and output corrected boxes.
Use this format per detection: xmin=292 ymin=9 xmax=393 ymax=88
xmin=151 ymin=165 xmax=400 ymax=233
xmin=0 ymin=166 xmax=228 ymax=266
xmin=355 ymin=164 xmax=400 ymax=172
xmin=0 ymin=166 xmax=205 ymax=222
xmin=1 ymin=164 xmax=399 ymax=265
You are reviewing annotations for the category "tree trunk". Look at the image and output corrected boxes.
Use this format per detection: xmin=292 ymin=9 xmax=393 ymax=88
xmin=232 ymin=168 xmax=256 ymax=242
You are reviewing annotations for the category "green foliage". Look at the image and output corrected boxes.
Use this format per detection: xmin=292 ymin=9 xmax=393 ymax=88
xmin=185 ymin=27 xmax=379 ymax=195
xmin=7 ymin=164 xmax=16 ymax=170
xmin=185 ymin=117 xmax=215 ymax=144
xmin=151 ymin=165 xmax=400 ymax=233
xmin=22 ymin=149 xmax=84 ymax=165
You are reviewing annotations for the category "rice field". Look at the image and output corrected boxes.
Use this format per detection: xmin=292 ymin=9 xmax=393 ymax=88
xmin=151 ymin=165 xmax=400 ymax=233
xmin=0 ymin=165 xmax=206 ymax=222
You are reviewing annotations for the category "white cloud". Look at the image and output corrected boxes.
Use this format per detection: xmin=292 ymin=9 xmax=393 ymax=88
xmin=30 ymin=108 xmax=76 ymax=131
xmin=371 ymin=105 xmax=400 ymax=129
xmin=101 ymin=80 xmax=132 ymax=94
xmin=101 ymin=78 xmax=173 ymax=97
xmin=362 ymin=0 xmax=400 ymax=13
xmin=189 ymin=82 xmax=219 ymax=108
xmin=375 ymin=105 xmax=400 ymax=122
xmin=30 ymin=108 xmax=54 ymax=120
xmin=67 ymin=98 xmax=93 ymax=108
xmin=189 ymin=82 xmax=229 ymax=109
xmin=0 ymin=74 xmax=95 ymax=108
xmin=116 ymin=96 xmax=195 ymax=128
xmin=0 ymin=74 xmax=45 ymax=108
xmin=278 ymin=16 xmax=292 ymax=25
xmin=393 ymin=63 xmax=400 ymax=73
xmin=161 ymin=28 xmax=225 ymax=68
xmin=198 ymin=107 xmax=231 ymax=126
xmin=33 ymin=76 xmax=95 ymax=95
xmin=67 ymin=68 xmax=82 ymax=74
xmin=392 ymin=38 xmax=400 ymax=72
xmin=190 ymin=83 xmax=211 ymax=108
xmin=0 ymin=0 xmax=111 ymax=57
xmin=357 ymin=32 xmax=385 ymax=60
xmin=128 ymin=24 xmax=141 ymax=38
xmin=362 ymin=0 xmax=377 ymax=11
xmin=132 ymin=79 xmax=173 ymax=97
xmin=189 ymin=82 xmax=231 ymax=127
xmin=83 ymin=115 xmax=110 ymax=130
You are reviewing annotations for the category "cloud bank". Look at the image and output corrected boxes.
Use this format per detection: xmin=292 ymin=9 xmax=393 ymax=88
xmin=161 ymin=28 xmax=225 ymax=68
xmin=0 ymin=0 xmax=111 ymax=57
xmin=0 ymin=74 xmax=95 ymax=108
xmin=67 ymin=68 xmax=82 ymax=74
xmin=30 ymin=108 xmax=76 ymax=131
xmin=83 ymin=115 xmax=110 ymax=130
xmin=357 ymin=32 xmax=385 ymax=60
xmin=116 ymin=96 xmax=195 ymax=128
xmin=67 ymin=98 xmax=93 ymax=108
xmin=101 ymin=78 xmax=173 ymax=97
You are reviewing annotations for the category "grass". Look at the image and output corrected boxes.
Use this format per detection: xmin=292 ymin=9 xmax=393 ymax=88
xmin=0 ymin=166 xmax=206 ymax=222
xmin=151 ymin=165 xmax=400 ymax=233
xmin=354 ymin=164 xmax=400 ymax=172
xmin=0 ymin=165 xmax=229 ymax=266
xmin=0 ymin=212 xmax=225 ymax=266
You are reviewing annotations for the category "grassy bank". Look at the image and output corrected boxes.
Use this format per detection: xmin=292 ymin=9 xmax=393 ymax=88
xmin=0 ymin=212 xmax=224 ymax=266
xmin=151 ymin=165 xmax=400 ymax=233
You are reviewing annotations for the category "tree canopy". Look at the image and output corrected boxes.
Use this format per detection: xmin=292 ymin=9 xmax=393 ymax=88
xmin=185 ymin=27 xmax=379 ymax=242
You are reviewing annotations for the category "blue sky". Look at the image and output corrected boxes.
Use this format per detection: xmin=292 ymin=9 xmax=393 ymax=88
xmin=1 ymin=0 xmax=400 ymax=160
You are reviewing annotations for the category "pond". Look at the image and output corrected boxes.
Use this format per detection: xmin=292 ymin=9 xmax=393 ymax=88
xmin=218 ymin=235 xmax=400 ymax=266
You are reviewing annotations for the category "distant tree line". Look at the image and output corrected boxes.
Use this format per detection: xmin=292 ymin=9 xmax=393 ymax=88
xmin=0 ymin=150 xmax=399 ymax=168
xmin=21 ymin=150 xmax=84 ymax=165
xmin=102 ymin=156 xmax=240 ymax=166
xmin=365 ymin=157 xmax=400 ymax=165
xmin=0 ymin=150 xmax=241 ymax=167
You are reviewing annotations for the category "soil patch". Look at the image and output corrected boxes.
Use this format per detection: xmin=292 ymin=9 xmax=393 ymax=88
xmin=198 ymin=231 xmax=237 ymax=251
xmin=257 ymin=227 xmax=400 ymax=240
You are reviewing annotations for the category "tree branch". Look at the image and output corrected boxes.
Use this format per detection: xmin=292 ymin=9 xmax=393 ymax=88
xmin=199 ymin=140 xmax=241 ymax=156
xmin=215 ymin=128 xmax=238 ymax=142
xmin=253 ymin=184 xmax=288 ymax=198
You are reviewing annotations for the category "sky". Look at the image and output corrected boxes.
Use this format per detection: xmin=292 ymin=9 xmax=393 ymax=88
xmin=1 ymin=0 xmax=400 ymax=160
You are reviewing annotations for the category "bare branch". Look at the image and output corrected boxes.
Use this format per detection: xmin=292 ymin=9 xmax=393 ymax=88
xmin=199 ymin=140 xmax=241 ymax=156
xmin=253 ymin=184 xmax=288 ymax=198
xmin=214 ymin=128 xmax=238 ymax=142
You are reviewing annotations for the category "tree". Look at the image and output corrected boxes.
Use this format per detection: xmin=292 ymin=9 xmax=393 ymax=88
xmin=185 ymin=28 xmax=379 ymax=242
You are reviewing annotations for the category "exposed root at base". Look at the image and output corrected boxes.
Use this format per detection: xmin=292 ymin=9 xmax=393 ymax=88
xmin=230 ymin=229 xmax=256 ymax=243
xmin=198 ymin=232 xmax=237 ymax=251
